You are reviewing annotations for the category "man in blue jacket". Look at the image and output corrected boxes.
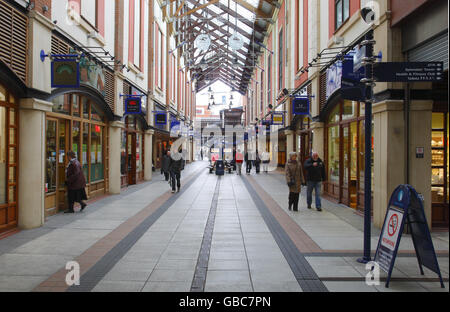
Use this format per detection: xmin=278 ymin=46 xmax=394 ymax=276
xmin=304 ymin=152 xmax=326 ymax=211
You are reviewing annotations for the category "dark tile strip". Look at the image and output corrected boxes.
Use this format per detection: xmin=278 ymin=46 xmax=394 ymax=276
xmin=303 ymin=252 xmax=450 ymax=258
xmin=320 ymin=277 xmax=449 ymax=282
xmin=241 ymin=175 xmax=329 ymax=292
xmin=66 ymin=170 xmax=206 ymax=292
xmin=190 ymin=176 xmax=221 ymax=292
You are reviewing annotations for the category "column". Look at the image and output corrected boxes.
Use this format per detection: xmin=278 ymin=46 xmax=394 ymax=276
xmin=144 ymin=129 xmax=154 ymax=181
xmin=311 ymin=122 xmax=325 ymax=158
xmin=108 ymin=121 xmax=124 ymax=194
xmin=409 ymin=100 xmax=433 ymax=228
xmin=373 ymin=100 xmax=405 ymax=228
xmin=285 ymin=130 xmax=294 ymax=163
xmin=18 ymin=99 xmax=53 ymax=229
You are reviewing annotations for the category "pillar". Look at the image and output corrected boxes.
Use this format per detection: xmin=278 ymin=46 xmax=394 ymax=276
xmin=285 ymin=130 xmax=294 ymax=163
xmin=311 ymin=122 xmax=325 ymax=158
xmin=373 ymin=100 xmax=406 ymax=228
xmin=18 ymin=99 xmax=53 ymax=229
xmin=144 ymin=129 xmax=154 ymax=181
xmin=108 ymin=121 xmax=123 ymax=194
xmin=409 ymin=100 xmax=433 ymax=229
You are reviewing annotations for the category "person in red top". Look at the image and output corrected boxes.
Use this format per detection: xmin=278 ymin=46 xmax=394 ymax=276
xmin=235 ymin=149 xmax=244 ymax=175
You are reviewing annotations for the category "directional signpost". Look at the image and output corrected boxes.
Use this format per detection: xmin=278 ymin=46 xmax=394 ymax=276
xmin=373 ymin=62 xmax=444 ymax=82
xmin=373 ymin=185 xmax=445 ymax=288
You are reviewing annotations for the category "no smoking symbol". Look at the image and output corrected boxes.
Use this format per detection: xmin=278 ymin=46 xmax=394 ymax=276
xmin=388 ymin=214 xmax=399 ymax=237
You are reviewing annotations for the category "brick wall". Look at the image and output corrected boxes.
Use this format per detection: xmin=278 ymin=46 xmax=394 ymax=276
xmin=115 ymin=0 xmax=124 ymax=72
xmin=32 ymin=0 xmax=51 ymax=19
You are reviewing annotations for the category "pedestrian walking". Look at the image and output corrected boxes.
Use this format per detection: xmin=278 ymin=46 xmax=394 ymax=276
xmin=169 ymin=149 xmax=183 ymax=193
xmin=235 ymin=149 xmax=244 ymax=175
xmin=162 ymin=150 xmax=171 ymax=182
xmin=285 ymin=152 xmax=305 ymax=212
xmin=254 ymin=150 xmax=261 ymax=174
xmin=65 ymin=151 xmax=87 ymax=213
xmin=304 ymin=152 xmax=326 ymax=211
xmin=245 ymin=151 xmax=253 ymax=174
xmin=261 ymin=151 xmax=270 ymax=173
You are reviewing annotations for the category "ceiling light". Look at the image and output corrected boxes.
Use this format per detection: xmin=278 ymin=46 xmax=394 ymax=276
xmin=195 ymin=34 xmax=211 ymax=51
xmin=229 ymin=34 xmax=244 ymax=51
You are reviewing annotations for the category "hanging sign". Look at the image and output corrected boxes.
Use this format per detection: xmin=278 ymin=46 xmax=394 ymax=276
xmin=51 ymin=59 xmax=80 ymax=88
xmin=155 ymin=112 xmax=167 ymax=125
xmin=373 ymin=184 xmax=445 ymax=288
xmin=292 ymin=97 xmax=310 ymax=115
xmin=272 ymin=112 xmax=284 ymax=126
xmin=125 ymin=97 xmax=142 ymax=114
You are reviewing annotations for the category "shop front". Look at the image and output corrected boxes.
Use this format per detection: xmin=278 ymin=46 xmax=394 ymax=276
xmin=0 ymin=82 xmax=19 ymax=233
xmin=324 ymin=98 xmax=373 ymax=212
xmin=121 ymin=115 xmax=145 ymax=187
xmin=430 ymin=78 xmax=449 ymax=228
xmin=295 ymin=116 xmax=312 ymax=171
xmin=45 ymin=93 xmax=108 ymax=216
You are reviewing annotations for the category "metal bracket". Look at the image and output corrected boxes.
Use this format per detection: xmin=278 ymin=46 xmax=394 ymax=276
xmin=120 ymin=94 xmax=147 ymax=98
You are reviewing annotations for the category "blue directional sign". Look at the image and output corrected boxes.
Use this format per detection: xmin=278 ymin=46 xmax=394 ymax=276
xmin=373 ymin=62 xmax=444 ymax=82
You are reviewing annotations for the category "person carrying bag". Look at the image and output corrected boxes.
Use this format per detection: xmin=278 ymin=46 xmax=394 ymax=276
xmin=285 ymin=152 xmax=305 ymax=212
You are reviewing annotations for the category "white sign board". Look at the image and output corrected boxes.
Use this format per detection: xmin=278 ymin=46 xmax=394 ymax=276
xmin=381 ymin=207 xmax=404 ymax=251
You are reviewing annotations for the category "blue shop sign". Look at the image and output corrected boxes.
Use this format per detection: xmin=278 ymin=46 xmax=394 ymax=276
xmin=125 ymin=97 xmax=142 ymax=114
xmin=155 ymin=112 xmax=167 ymax=125
xmin=292 ymin=97 xmax=310 ymax=115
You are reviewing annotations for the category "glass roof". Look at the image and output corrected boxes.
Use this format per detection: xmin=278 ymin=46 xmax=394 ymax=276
xmin=180 ymin=0 xmax=273 ymax=93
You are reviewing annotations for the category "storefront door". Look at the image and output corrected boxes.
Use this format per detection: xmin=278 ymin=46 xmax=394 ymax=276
xmin=127 ymin=133 xmax=137 ymax=185
xmin=0 ymin=86 xmax=19 ymax=233
xmin=45 ymin=118 xmax=70 ymax=215
xmin=341 ymin=125 xmax=350 ymax=206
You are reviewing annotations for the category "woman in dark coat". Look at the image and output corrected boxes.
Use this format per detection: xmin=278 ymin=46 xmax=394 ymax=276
xmin=285 ymin=152 xmax=305 ymax=212
xmin=65 ymin=151 xmax=87 ymax=213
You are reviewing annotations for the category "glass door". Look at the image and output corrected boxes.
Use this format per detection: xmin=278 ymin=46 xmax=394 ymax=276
xmin=57 ymin=120 xmax=69 ymax=211
xmin=127 ymin=133 xmax=137 ymax=185
xmin=45 ymin=118 xmax=58 ymax=215
xmin=349 ymin=122 xmax=358 ymax=209
xmin=341 ymin=125 xmax=350 ymax=206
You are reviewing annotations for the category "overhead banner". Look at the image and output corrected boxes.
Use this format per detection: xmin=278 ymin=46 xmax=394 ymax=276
xmin=51 ymin=59 xmax=80 ymax=88
xmin=326 ymin=49 xmax=367 ymax=102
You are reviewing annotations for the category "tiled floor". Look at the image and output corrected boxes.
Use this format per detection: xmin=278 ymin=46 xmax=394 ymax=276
xmin=0 ymin=161 xmax=448 ymax=292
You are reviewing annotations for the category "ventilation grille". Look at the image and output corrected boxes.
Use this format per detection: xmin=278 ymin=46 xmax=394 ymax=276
xmin=51 ymin=35 xmax=70 ymax=55
xmin=319 ymin=71 xmax=327 ymax=112
xmin=0 ymin=1 xmax=28 ymax=82
xmin=104 ymin=70 xmax=115 ymax=112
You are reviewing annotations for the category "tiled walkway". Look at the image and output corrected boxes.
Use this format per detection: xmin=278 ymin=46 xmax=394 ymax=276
xmin=0 ymin=161 xmax=448 ymax=292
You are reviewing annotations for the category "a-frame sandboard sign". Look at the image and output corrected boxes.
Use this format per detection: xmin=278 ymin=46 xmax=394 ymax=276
xmin=373 ymin=184 xmax=445 ymax=288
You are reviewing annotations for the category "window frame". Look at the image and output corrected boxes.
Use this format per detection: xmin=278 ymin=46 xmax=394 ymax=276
xmin=335 ymin=0 xmax=350 ymax=30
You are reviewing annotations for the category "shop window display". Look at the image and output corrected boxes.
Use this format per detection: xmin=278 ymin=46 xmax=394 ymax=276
xmin=45 ymin=93 xmax=106 ymax=214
